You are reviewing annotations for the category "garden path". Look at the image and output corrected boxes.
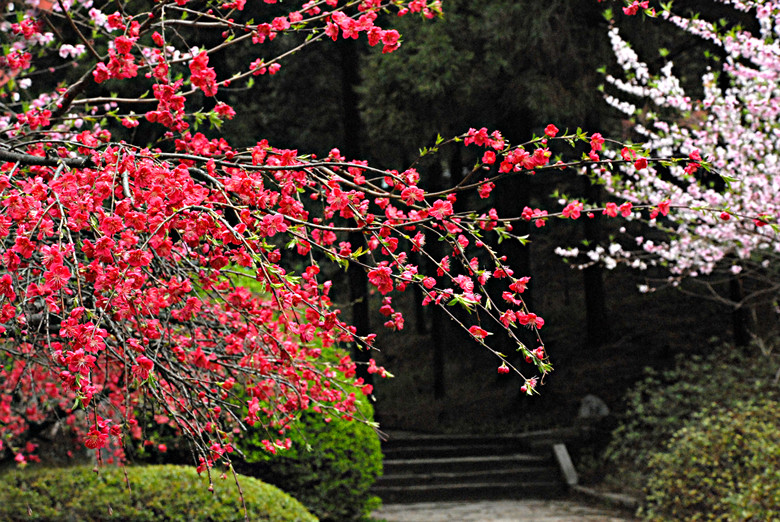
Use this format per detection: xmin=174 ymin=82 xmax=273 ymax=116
xmin=372 ymin=498 xmax=637 ymax=521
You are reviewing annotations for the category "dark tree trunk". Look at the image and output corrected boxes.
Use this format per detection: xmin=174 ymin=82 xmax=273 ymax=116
xmin=496 ymin=174 xmax=533 ymax=311
xmin=338 ymin=39 xmax=373 ymax=386
xmin=426 ymin=159 xmax=447 ymax=399
xmin=730 ymin=275 xmax=752 ymax=347
xmin=431 ymin=306 xmax=447 ymax=399
xmin=412 ymin=251 xmax=428 ymax=335
xmin=494 ymin=114 xmax=534 ymax=312
xmin=582 ymin=179 xmax=610 ymax=348
xmin=348 ymin=232 xmax=372 ymax=384
xmin=338 ymin=40 xmax=361 ymax=157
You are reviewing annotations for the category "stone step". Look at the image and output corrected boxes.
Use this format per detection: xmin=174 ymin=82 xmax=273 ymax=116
xmin=372 ymin=431 xmax=575 ymax=503
xmin=382 ymin=453 xmax=552 ymax=475
xmin=372 ymin=481 xmax=567 ymax=503
xmin=382 ymin=442 xmax=532 ymax=460
xmin=379 ymin=428 xmax=580 ymax=449
xmin=376 ymin=466 xmax=561 ymax=488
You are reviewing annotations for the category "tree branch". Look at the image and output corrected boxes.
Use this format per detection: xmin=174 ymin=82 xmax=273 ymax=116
xmin=0 ymin=146 xmax=95 ymax=168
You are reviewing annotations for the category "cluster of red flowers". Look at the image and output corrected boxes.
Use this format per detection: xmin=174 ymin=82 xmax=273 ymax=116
xmin=0 ymin=0 xmax=697 ymax=471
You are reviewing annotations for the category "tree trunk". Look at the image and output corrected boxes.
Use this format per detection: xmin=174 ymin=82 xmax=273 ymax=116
xmin=582 ymin=179 xmax=610 ymax=349
xmin=426 ymin=159 xmax=447 ymax=399
xmin=730 ymin=275 xmax=752 ymax=347
xmin=496 ymin=173 xmax=533 ymax=311
xmin=338 ymin=39 xmax=373 ymax=386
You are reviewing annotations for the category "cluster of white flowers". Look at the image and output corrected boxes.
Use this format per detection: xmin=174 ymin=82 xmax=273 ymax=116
xmin=59 ymin=44 xmax=87 ymax=59
xmin=590 ymin=2 xmax=780 ymax=287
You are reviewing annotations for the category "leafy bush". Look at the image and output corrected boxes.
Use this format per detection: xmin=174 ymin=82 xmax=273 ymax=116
xmin=604 ymin=343 xmax=780 ymax=489
xmin=727 ymin=467 xmax=780 ymax=521
xmin=236 ymin=398 xmax=383 ymax=522
xmin=125 ymin=281 xmax=383 ymax=521
xmin=0 ymin=464 xmax=316 ymax=521
xmin=642 ymin=399 xmax=780 ymax=521
xmin=129 ymin=345 xmax=383 ymax=521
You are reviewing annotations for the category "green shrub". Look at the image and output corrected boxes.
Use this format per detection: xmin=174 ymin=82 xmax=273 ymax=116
xmin=642 ymin=399 xmax=780 ymax=521
xmin=0 ymin=464 xmax=316 ymax=521
xmin=727 ymin=467 xmax=780 ymax=521
xmin=604 ymin=343 xmax=780 ymax=489
xmin=126 ymin=329 xmax=382 ymax=520
xmin=236 ymin=399 xmax=383 ymax=522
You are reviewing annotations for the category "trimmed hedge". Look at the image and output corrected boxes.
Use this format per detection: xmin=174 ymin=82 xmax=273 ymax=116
xmin=642 ymin=399 xmax=780 ymax=521
xmin=0 ymin=464 xmax=317 ymax=521
xmin=236 ymin=405 xmax=383 ymax=522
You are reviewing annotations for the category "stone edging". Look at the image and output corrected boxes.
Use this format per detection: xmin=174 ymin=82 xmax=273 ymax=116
xmin=571 ymin=484 xmax=640 ymax=511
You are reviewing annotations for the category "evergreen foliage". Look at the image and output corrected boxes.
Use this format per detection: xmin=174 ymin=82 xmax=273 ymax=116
xmin=605 ymin=342 xmax=780 ymax=491
xmin=236 ymin=385 xmax=383 ymax=521
xmin=359 ymin=0 xmax=610 ymax=164
xmin=0 ymin=465 xmax=316 ymax=521
xmin=642 ymin=399 xmax=780 ymax=520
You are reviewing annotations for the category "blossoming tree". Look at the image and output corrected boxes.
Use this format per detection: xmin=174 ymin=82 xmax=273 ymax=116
xmin=0 ymin=0 xmax=710 ymax=482
xmin=565 ymin=1 xmax=779 ymax=340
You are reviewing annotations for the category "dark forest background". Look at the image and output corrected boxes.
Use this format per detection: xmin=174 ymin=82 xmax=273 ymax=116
xmin=212 ymin=0 xmax=769 ymax=433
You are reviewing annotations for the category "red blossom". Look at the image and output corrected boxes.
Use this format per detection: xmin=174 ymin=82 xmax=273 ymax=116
xmin=478 ymin=181 xmax=495 ymax=199
xmin=0 ymin=274 xmax=16 ymax=301
xmin=623 ymin=1 xmax=649 ymax=16
xmin=590 ymin=133 xmax=605 ymax=152
xmin=562 ymin=201 xmax=583 ymax=219
xmin=603 ymin=202 xmax=619 ymax=218
xmin=464 ymin=127 xmax=490 ymax=146
xmin=509 ymin=277 xmax=530 ymax=294
xmin=650 ymin=200 xmax=671 ymax=219
xmin=634 ymin=157 xmax=648 ymax=170
xmin=190 ymin=52 xmax=218 ymax=96
xmin=468 ymin=325 xmax=489 ymax=339
xmin=430 ymin=199 xmax=453 ymax=219
xmin=368 ymin=266 xmax=394 ymax=295
xmin=516 ymin=312 xmax=544 ymax=329
xmin=84 ymin=427 xmax=108 ymax=450
xmin=132 ymin=355 xmax=154 ymax=380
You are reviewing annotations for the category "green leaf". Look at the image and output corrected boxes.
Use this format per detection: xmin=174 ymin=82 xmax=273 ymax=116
xmin=208 ymin=112 xmax=223 ymax=129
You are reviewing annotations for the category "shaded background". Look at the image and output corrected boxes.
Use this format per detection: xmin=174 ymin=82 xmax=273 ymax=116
xmin=214 ymin=0 xmax=762 ymax=433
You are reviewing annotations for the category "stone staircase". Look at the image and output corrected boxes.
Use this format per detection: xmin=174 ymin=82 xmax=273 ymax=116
xmin=372 ymin=429 xmax=578 ymax=503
